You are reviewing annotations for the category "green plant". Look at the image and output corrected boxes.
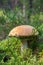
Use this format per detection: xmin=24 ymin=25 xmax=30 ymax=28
xmin=0 ymin=37 xmax=43 ymax=65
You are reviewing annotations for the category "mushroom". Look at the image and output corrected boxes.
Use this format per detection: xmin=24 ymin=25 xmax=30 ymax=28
xmin=8 ymin=25 xmax=39 ymax=52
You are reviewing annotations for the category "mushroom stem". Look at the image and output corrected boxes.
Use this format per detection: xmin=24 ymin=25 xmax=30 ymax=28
xmin=21 ymin=40 xmax=28 ymax=53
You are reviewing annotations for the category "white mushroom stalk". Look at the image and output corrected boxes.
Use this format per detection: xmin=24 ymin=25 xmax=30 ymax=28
xmin=21 ymin=40 xmax=28 ymax=52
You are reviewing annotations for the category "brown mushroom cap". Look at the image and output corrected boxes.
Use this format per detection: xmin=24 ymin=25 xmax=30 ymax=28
xmin=9 ymin=25 xmax=39 ymax=37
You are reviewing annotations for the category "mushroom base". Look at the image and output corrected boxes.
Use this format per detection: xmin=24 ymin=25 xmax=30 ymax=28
xmin=21 ymin=40 xmax=28 ymax=53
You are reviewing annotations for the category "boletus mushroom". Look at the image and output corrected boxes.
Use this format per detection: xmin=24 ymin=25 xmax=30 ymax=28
xmin=8 ymin=25 xmax=39 ymax=52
